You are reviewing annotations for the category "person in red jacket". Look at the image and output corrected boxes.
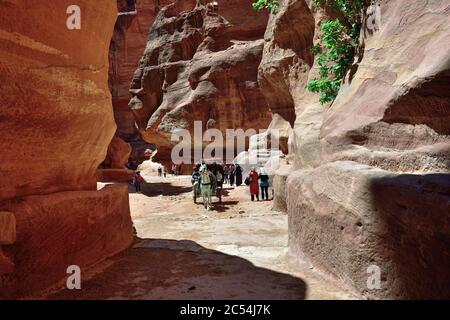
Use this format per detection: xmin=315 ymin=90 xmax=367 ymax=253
xmin=247 ymin=167 xmax=260 ymax=201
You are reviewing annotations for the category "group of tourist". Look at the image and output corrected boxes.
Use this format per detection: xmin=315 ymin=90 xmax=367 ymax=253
xmin=246 ymin=167 xmax=270 ymax=201
xmin=133 ymin=160 xmax=272 ymax=204
xmin=223 ymin=164 xmax=243 ymax=186
xmin=190 ymin=161 xmax=272 ymax=204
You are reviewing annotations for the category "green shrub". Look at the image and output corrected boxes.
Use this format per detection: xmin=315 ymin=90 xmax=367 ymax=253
xmin=252 ymin=0 xmax=279 ymax=14
xmin=307 ymin=0 xmax=367 ymax=104
xmin=306 ymin=19 xmax=356 ymax=104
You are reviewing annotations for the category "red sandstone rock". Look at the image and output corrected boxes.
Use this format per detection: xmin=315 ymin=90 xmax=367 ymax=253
xmin=0 ymin=249 xmax=14 ymax=275
xmin=0 ymin=1 xmax=134 ymax=298
xmin=255 ymin=0 xmax=450 ymax=299
xmin=110 ymin=0 xmax=172 ymax=138
xmin=102 ymin=137 xmax=132 ymax=169
xmin=0 ymin=0 xmax=118 ymax=200
xmin=0 ymin=184 xmax=133 ymax=299
xmin=129 ymin=0 xmax=272 ymax=167
xmin=0 ymin=212 xmax=16 ymax=245
xmin=108 ymin=0 xmax=172 ymax=168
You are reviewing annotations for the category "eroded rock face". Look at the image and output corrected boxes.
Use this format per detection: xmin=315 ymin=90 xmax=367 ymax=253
xmin=256 ymin=0 xmax=450 ymax=298
xmin=101 ymin=137 xmax=132 ymax=169
xmin=0 ymin=1 xmax=133 ymax=297
xmin=1 ymin=184 xmax=133 ymax=298
xmin=109 ymin=0 xmax=171 ymax=168
xmin=0 ymin=1 xmax=117 ymax=200
xmin=287 ymin=161 xmax=450 ymax=299
xmin=129 ymin=0 xmax=272 ymax=167
xmin=321 ymin=0 xmax=450 ymax=171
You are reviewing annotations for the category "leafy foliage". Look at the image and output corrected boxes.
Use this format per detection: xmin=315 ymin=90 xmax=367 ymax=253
xmin=252 ymin=0 xmax=279 ymax=14
xmin=307 ymin=0 xmax=368 ymax=104
xmin=306 ymin=19 xmax=356 ymax=104
xmin=313 ymin=0 xmax=366 ymax=23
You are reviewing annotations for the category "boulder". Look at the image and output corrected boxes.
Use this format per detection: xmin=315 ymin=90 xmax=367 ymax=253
xmin=102 ymin=137 xmax=132 ymax=169
xmin=96 ymin=169 xmax=135 ymax=183
xmin=137 ymin=160 xmax=165 ymax=179
xmin=129 ymin=0 xmax=272 ymax=165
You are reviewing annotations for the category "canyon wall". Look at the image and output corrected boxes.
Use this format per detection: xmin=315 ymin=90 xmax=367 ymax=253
xmin=129 ymin=0 xmax=272 ymax=170
xmin=109 ymin=0 xmax=172 ymax=169
xmin=0 ymin=1 xmax=133 ymax=298
xmin=260 ymin=0 xmax=450 ymax=299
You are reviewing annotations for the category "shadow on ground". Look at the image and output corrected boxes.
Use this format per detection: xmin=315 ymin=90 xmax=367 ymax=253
xmin=138 ymin=182 xmax=192 ymax=197
xmin=213 ymin=201 xmax=240 ymax=213
xmin=47 ymin=239 xmax=307 ymax=300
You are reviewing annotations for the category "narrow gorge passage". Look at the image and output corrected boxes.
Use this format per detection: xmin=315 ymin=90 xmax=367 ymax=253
xmin=1 ymin=0 xmax=448 ymax=303
xmin=46 ymin=176 xmax=354 ymax=300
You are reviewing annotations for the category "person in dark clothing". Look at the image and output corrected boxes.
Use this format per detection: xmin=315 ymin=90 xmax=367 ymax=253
xmin=229 ymin=164 xmax=235 ymax=186
xmin=133 ymin=171 xmax=144 ymax=193
xmin=259 ymin=167 xmax=270 ymax=201
xmin=235 ymin=164 xmax=243 ymax=186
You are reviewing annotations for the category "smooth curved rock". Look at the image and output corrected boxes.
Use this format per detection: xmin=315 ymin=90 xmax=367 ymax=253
xmin=0 ymin=1 xmax=134 ymax=297
xmin=0 ymin=184 xmax=133 ymax=298
xmin=102 ymin=137 xmax=132 ymax=169
xmin=0 ymin=0 xmax=118 ymax=200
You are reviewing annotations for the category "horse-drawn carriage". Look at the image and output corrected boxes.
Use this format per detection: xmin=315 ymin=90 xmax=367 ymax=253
xmin=191 ymin=159 xmax=224 ymax=209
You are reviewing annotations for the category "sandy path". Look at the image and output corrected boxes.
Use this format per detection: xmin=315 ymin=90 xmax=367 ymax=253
xmin=47 ymin=176 xmax=357 ymax=300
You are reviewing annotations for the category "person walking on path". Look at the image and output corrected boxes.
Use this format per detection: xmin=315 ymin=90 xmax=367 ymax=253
xmin=229 ymin=164 xmax=236 ymax=186
xmin=199 ymin=165 xmax=215 ymax=210
xmin=133 ymin=171 xmax=144 ymax=193
xmin=247 ymin=167 xmax=260 ymax=201
xmin=259 ymin=167 xmax=270 ymax=201
xmin=223 ymin=165 xmax=230 ymax=184
xmin=235 ymin=164 xmax=243 ymax=186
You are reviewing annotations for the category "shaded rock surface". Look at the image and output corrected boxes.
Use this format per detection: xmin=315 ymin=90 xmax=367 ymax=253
xmin=255 ymin=0 xmax=450 ymax=299
xmin=0 ymin=184 xmax=133 ymax=299
xmin=287 ymin=161 xmax=450 ymax=299
xmin=129 ymin=0 xmax=272 ymax=168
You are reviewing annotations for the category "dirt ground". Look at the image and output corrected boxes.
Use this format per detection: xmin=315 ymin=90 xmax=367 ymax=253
xmin=47 ymin=176 xmax=357 ymax=300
